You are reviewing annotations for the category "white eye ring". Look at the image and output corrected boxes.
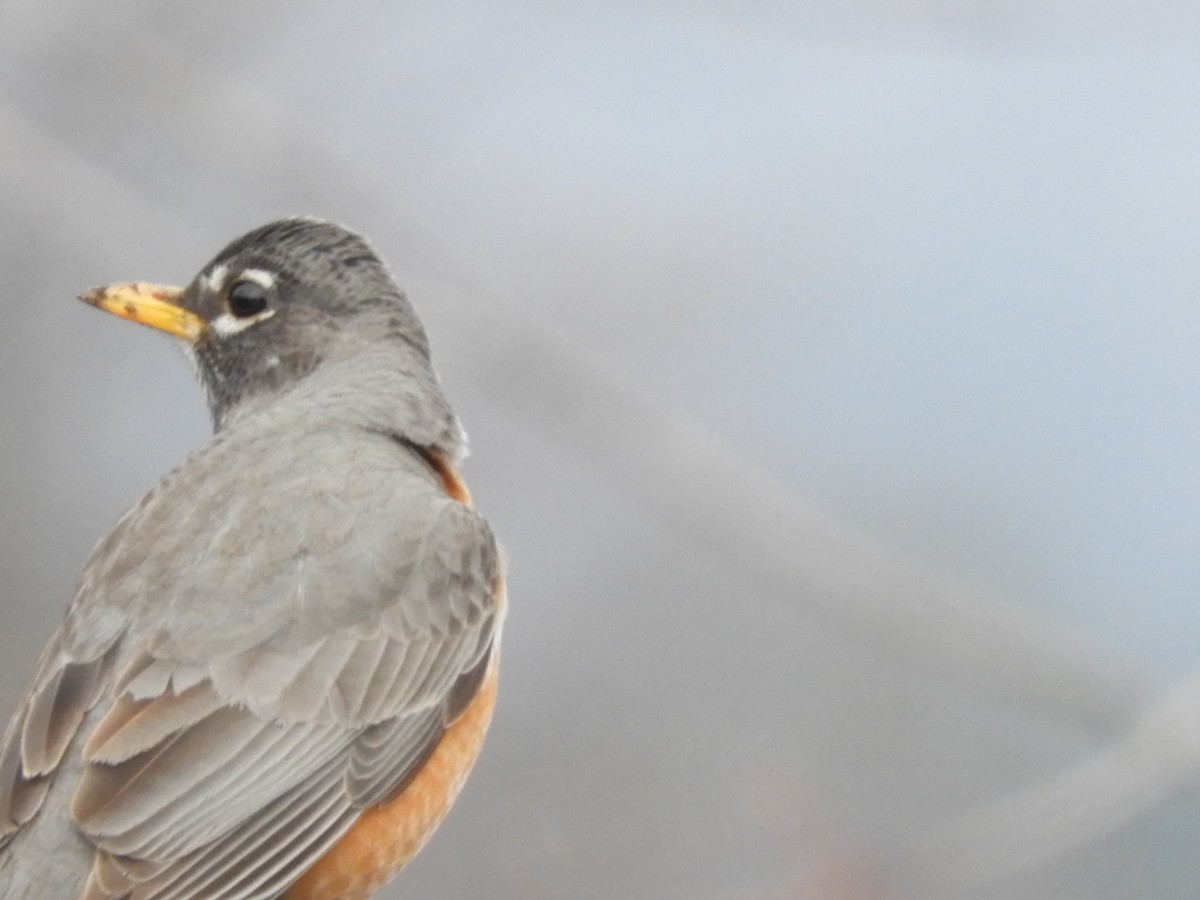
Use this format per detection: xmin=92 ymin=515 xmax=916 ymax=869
xmin=211 ymin=308 xmax=276 ymax=336
xmin=237 ymin=268 xmax=276 ymax=290
xmin=213 ymin=268 xmax=278 ymax=335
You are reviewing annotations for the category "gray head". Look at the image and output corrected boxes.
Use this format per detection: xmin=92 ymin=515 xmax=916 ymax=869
xmin=81 ymin=218 xmax=466 ymax=456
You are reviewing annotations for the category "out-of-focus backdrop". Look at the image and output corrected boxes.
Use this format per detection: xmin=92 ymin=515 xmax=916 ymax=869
xmin=2 ymin=3 xmax=1200 ymax=898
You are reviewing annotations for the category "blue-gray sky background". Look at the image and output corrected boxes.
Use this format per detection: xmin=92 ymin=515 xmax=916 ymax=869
xmin=2 ymin=3 xmax=1199 ymax=898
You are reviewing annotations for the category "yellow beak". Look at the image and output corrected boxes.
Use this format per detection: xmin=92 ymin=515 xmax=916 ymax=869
xmin=79 ymin=283 xmax=209 ymax=343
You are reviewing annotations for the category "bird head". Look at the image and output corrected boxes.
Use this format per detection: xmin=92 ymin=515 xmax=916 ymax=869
xmin=80 ymin=218 xmax=465 ymax=455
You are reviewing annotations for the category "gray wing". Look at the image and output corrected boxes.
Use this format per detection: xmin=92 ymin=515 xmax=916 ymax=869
xmin=0 ymin=439 xmax=499 ymax=899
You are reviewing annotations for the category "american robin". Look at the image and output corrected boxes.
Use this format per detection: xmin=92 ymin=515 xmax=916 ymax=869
xmin=0 ymin=219 xmax=504 ymax=899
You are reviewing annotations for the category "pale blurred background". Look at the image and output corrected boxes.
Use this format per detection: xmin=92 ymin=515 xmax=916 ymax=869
xmin=2 ymin=2 xmax=1200 ymax=898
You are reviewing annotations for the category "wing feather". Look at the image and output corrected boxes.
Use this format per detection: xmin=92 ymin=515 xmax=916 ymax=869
xmin=1 ymin=436 xmax=501 ymax=898
xmin=346 ymin=707 xmax=446 ymax=808
xmin=0 ymin=631 xmax=119 ymax=846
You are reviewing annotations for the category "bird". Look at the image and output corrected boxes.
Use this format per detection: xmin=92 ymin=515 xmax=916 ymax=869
xmin=0 ymin=218 xmax=504 ymax=899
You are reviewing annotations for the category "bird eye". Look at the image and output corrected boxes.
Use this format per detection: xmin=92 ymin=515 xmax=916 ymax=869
xmin=227 ymin=279 xmax=270 ymax=318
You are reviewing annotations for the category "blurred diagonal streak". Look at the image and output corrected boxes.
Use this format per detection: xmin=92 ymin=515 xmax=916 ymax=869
xmin=896 ymin=670 xmax=1200 ymax=897
xmin=2 ymin=66 xmax=1154 ymax=744
xmin=456 ymin=320 xmax=1157 ymax=737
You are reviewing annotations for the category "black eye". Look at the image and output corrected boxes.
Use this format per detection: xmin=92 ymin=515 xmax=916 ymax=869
xmin=228 ymin=279 xmax=270 ymax=318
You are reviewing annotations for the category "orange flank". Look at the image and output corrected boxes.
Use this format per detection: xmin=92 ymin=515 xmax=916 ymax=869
xmin=284 ymin=456 xmax=497 ymax=899
xmin=421 ymin=449 xmax=473 ymax=506
xmin=283 ymin=657 xmax=498 ymax=899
